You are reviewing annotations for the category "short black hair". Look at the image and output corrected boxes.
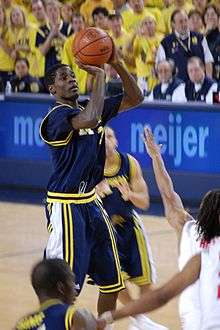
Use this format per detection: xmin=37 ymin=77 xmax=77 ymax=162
xmin=188 ymin=9 xmax=203 ymax=20
xmin=31 ymin=258 xmax=74 ymax=297
xmin=196 ymin=190 xmax=220 ymax=242
xmin=44 ymin=63 xmax=68 ymax=90
xmin=92 ymin=6 xmax=109 ymax=20
xmin=15 ymin=57 xmax=30 ymax=68
xmin=108 ymin=13 xmax=122 ymax=21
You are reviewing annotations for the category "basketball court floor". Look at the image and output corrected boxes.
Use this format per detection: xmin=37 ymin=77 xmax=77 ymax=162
xmin=0 ymin=201 xmax=180 ymax=329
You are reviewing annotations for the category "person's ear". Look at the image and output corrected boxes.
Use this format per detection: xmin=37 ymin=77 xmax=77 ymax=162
xmin=49 ymin=85 xmax=56 ymax=95
xmin=57 ymin=281 xmax=65 ymax=296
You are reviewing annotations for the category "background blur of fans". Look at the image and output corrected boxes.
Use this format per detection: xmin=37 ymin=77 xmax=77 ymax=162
xmin=0 ymin=0 xmax=219 ymax=103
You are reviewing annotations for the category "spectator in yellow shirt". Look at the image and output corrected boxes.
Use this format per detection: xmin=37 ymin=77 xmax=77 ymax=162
xmin=127 ymin=15 xmax=163 ymax=94
xmin=61 ymin=1 xmax=73 ymax=25
xmin=192 ymin=0 xmax=208 ymax=15
xmin=162 ymin=0 xmax=193 ymax=34
xmin=92 ymin=7 xmax=109 ymax=31
xmin=7 ymin=6 xmax=41 ymax=77
xmin=62 ymin=13 xmax=91 ymax=94
xmin=122 ymin=0 xmax=165 ymax=35
xmin=31 ymin=0 xmax=48 ymax=28
xmin=108 ymin=13 xmax=136 ymax=74
xmin=80 ymin=0 xmax=113 ymax=26
xmin=0 ymin=5 xmax=14 ymax=86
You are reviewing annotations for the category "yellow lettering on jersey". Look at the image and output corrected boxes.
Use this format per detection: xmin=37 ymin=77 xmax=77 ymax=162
xmin=106 ymin=175 xmax=128 ymax=187
xmin=79 ymin=128 xmax=94 ymax=136
xmin=17 ymin=312 xmax=45 ymax=330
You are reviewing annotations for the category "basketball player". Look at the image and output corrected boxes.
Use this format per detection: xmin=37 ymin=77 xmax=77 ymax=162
xmin=39 ymin=48 xmax=144 ymax=319
xmin=98 ymin=129 xmax=220 ymax=329
xmin=15 ymin=258 xmax=96 ymax=330
xmin=96 ymin=127 xmax=167 ymax=330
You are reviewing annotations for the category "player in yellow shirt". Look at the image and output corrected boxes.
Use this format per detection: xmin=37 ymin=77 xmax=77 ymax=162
xmin=126 ymin=16 xmax=163 ymax=94
xmin=162 ymin=0 xmax=194 ymax=34
xmin=61 ymin=13 xmax=90 ymax=94
xmin=0 ymin=5 xmax=14 ymax=86
xmin=80 ymin=0 xmax=113 ymax=26
xmin=122 ymin=0 xmax=165 ymax=35
xmin=7 ymin=6 xmax=44 ymax=77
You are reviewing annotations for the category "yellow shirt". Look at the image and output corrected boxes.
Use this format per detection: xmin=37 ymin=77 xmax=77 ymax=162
xmin=61 ymin=34 xmax=88 ymax=94
xmin=0 ymin=28 xmax=14 ymax=71
xmin=145 ymin=0 xmax=164 ymax=9
xmin=7 ymin=24 xmax=45 ymax=77
xmin=80 ymin=0 xmax=113 ymax=26
xmin=162 ymin=3 xmax=194 ymax=34
xmin=133 ymin=33 xmax=163 ymax=90
xmin=122 ymin=8 xmax=165 ymax=35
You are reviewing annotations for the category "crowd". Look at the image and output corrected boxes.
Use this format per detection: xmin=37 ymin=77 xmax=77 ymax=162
xmin=0 ymin=0 xmax=220 ymax=103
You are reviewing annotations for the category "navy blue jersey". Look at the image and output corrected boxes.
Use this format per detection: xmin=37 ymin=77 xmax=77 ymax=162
xmin=152 ymin=78 xmax=183 ymax=101
xmin=15 ymin=300 xmax=75 ymax=330
xmin=40 ymin=95 xmax=123 ymax=194
xmin=36 ymin=21 xmax=72 ymax=73
xmin=103 ymin=152 xmax=135 ymax=221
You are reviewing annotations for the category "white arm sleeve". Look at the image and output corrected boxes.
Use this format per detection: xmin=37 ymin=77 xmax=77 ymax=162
xmin=205 ymin=82 xmax=218 ymax=104
xmin=172 ymin=83 xmax=187 ymax=103
xmin=202 ymin=37 xmax=214 ymax=63
xmin=155 ymin=44 xmax=166 ymax=64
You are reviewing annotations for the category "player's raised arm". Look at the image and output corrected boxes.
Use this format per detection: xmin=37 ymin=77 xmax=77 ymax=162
xmin=143 ymin=127 xmax=189 ymax=235
xmin=109 ymin=45 xmax=144 ymax=112
xmin=97 ymin=253 xmax=201 ymax=328
xmin=71 ymin=62 xmax=105 ymax=129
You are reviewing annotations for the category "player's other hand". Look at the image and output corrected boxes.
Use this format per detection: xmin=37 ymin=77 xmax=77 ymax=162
xmin=143 ymin=127 xmax=162 ymax=159
xmin=96 ymin=179 xmax=112 ymax=199
xmin=75 ymin=59 xmax=105 ymax=76
xmin=116 ymin=181 xmax=131 ymax=201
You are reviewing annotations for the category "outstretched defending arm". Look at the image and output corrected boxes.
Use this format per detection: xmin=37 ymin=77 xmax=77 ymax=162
xmin=143 ymin=128 xmax=189 ymax=236
xmin=71 ymin=308 xmax=97 ymax=330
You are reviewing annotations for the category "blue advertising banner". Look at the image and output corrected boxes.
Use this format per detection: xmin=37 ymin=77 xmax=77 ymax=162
xmin=0 ymin=97 xmax=219 ymax=175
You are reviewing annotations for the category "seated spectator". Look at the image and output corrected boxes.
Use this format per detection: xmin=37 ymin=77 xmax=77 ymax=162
xmin=204 ymin=5 xmax=219 ymax=53
xmin=162 ymin=0 xmax=193 ymax=34
xmin=62 ymin=13 xmax=91 ymax=94
xmin=126 ymin=15 xmax=163 ymax=94
xmin=108 ymin=13 xmax=136 ymax=75
xmin=0 ymin=5 xmax=14 ymax=87
xmin=36 ymin=0 xmax=72 ymax=76
xmin=211 ymin=15 xmax=220 ymax=81
xmin=61 ymin=1 xmax=73 ymax=25
xmin=10 ymin=58 xmax=44 ymax=93
xmin=156 ymin=10 xmax=214 ymax=82
xmin=92 ymin=7 xmax=109 ymax=31
xmin=122 ymin=0 xmax=165 ymax=34
xmin=31 ymin=0 xmax=48 ymax=28
xmin=148 ymin=59 xmax=186 ymax=102
xmin=80 ymin=0 xmax=113 ymax=26
xmin=189 ymin=9 xmax=204 ymax=33
xmin=185 ymin=56 xmax=218 ymax=103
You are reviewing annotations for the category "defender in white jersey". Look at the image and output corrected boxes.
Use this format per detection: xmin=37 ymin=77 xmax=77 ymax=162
xmin=98 ymin=131 xmax=220 ymax=329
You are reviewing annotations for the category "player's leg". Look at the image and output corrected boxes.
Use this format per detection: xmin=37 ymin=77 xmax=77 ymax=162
xmin=88 ymin=199 xmax=125 ymax=315
xmin=44 ymin=202 xmax=90 ymax=293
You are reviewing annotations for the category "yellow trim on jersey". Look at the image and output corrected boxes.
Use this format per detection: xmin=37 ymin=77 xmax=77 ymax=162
xmin=131 ymin=216 xmax=152 ymax=286
xmin=95 ymin=199 xmax=125 ymax=293
xmin=68 ymin=204 xmax=74 ymax=271
xmin=46 ymin=189 xmax=96 ymax=204
xmin=63 ymin=204 xmax=74 ymax=271
xmin=47 ymin=223 xmax=53 ymax=233
xmin=104 ymin=151 xmax=121 ymax=177
xmin=40 ymin=299 xmax=62 ymax=310
xmin=65 ymin=305 xmax=76 ymax=330
xmin=63 ymin=204 xmax=69 ymax=267
xmin=128 ymin=154 xmax=136 ymax=180
xmin=39 ymin=103 xmax=75 ymax=147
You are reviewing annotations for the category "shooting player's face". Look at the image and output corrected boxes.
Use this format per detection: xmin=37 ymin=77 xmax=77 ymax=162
xmin=105 ymin=128 xmax=118 ymax=157
xmin=52 ymin=67 xmax=79 ymax=100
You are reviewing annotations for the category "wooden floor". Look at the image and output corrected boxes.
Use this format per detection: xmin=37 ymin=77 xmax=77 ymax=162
xmin=0 ymin=201 xmax=180 ymax=330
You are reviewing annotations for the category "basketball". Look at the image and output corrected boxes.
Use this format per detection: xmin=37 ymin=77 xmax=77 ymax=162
xmin=73 ymin=27 xmax=113 ymax=66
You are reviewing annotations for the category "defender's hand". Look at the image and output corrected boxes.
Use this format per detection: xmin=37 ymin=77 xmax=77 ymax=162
xmin=116 ymin=181 xmax=131 ymax=201
xmin=143 ymin=127 xmax=162 ymax=159
xmin=96 ymin=180 xmax=112 ymax=199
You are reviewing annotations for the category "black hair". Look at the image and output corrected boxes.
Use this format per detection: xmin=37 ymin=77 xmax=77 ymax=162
xmin=31 ymin=258 xmax=74 ymax=297
xmin=15 ymin=57 xmax=30 ymax=68
xmin=188 ymin=9 xmax=203 ymax=20
xmin=108 ymin=13 xmax=122 ymax=21
xmin=44 ymin=63 xmax=68 ymax=90
xmin=171 ymin=9 xmax=188 ymax=24
xmin=196 ymin=190 xmax=220 ymax=242
xmin=92 ymin=6 xmax=109 ymax=20
xmin=72 ymin=12 xmax=85 ymax=22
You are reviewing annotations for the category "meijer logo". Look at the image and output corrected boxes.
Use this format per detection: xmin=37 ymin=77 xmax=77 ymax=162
xmin=14 ymin=116 xmax=44 ymax=147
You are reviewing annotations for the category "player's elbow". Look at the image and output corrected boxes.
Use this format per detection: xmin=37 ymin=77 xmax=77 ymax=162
xmin=130 ymin=90 xmax=144 ymax=107
xmin=140 ymin=198 xmax=150 ymax=210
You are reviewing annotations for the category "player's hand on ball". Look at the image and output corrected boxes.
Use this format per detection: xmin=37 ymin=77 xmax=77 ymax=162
xmin=96 ymin=180 xmax=112 ymax=198
xmin=117 ymin=181 xmax=131 ymax=201
xmin=75 ymin=59 xmax=104 ymax=76
xmin=143 ymin=127 xmax=162 ymax=159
